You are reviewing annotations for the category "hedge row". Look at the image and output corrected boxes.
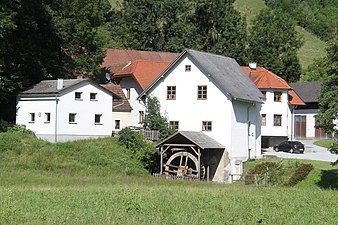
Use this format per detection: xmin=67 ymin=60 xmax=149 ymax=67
xmin=288 ymin=163 xmax=314 ymax=186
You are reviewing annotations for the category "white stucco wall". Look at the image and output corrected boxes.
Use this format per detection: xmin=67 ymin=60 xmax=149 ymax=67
xmin=145 ymin=55 xmax=262 ymax=182
xmin=260 ymin=90 xmax=289 ymax=137
xmin=112 ymin=111 xmax=132 ymax=132
xmin=119 ymin=77 xmax=146 ymax=127
xmin=17 ymin=81 xmax=113 ymax=142
xmin=294 ymin=108 xmax=317 ymax=138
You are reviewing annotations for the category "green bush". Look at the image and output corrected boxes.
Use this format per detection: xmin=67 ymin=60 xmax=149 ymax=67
xmin=288 ymin=163 xmax=314 ymax=186
xmin=118 ymin=127 xmax=157 ymax=171
xmin=244 ymin=161 xmax=283 ymax=186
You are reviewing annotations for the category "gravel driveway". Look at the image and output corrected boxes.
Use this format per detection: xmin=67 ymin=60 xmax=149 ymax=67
xmin=263 ymin=139 xmax=338 ymax=163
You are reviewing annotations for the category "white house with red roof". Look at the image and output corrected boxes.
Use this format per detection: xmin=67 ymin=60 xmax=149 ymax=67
xmin=242 ymin=64 xmax=305 ymax=148
xmin=139 ymin=49 xmax=264 ymax=182
xmin=16 ymin=79 xmax=113 ymax=142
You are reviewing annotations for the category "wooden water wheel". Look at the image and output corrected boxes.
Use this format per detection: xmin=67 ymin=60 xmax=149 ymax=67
xmin=164 ymin=151 xmax=204 ymax=178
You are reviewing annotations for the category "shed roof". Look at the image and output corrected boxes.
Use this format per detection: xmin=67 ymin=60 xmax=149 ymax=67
xmin=156 ymin=131 xmax=225 ymax=150
xmin=101 ymin=84 xmax=132 ymax=111
xmin=290 ymin=81 xmax=321 ymax=103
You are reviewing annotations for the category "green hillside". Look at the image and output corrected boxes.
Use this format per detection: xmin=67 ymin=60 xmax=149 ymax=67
xmin=234 ymin=0 xmax=327 ymax=69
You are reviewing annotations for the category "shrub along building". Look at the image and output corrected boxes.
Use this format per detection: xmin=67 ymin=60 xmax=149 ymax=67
xmin=16 ymin=78 xmax=114 ymax=142
xmin=139 ymin=49 xmax=264 ymax=183
xmin=242 ymin=65 xmax=305 ymax=148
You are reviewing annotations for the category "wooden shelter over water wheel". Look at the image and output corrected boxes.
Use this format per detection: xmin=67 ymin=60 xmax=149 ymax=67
xmin=156 ymin=131 xmax=225 ymax=181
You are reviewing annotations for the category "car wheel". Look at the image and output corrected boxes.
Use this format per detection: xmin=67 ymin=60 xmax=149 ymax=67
xmin=275 ymin=147 xmax=279 ymax=152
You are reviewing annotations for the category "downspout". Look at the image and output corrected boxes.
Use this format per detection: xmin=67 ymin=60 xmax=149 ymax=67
xmin=55 ymin=94 xmax=58 ymax=142
xmin=247 ymin=103 xmax=256 ymax=160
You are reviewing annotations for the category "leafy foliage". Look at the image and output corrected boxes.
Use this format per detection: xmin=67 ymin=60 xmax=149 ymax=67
xmin=265 ymin=0 xmax=338 ymax=41
xmin=288 ymin=163 xmax=314 ymax=186
xmin=143 ymin=96 xmax=175 ymax=140
xmin=118 ymin=127 xmax=157 ymax=171
xmin=244 ymin=161 xmax=282 ymax=185
xmin=247 ymin=8 xmax=303 ymax=82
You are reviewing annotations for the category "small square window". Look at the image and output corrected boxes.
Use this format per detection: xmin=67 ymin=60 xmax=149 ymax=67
xmin=115 ymin=120 xmax=121 ymax=130
xmin=274 ymin=92 xmax=282 ymax=102
xmin=202 ymin=121 xmax=212 ymax=131
xmin=169 ymin=121 xmax=179 ymax=131
xmin=45 ymin=113 xmax=51 ymax=123
xmin=185 ymin=65 xmax=191 ymax=72
xmin=167 ymin=86 xmax=176 ymax=100
xmin=197 ymin=85 xmax=207 ymax=100
xmin=95 ymin=114 xmax=102 ymax=124
xmin=261 ymin=114 xmax=266 ymax=126
xmin=75 ymin=92 xmax=82 ymax=100
xmin=274 ymin=114 xmax=282 ymax=126
xmin=29 ymin=113 xmax=35 ymax=123
xmin=90 ymin=93 xmax=97 ymax=101
xmin=69 ymin=113 xmax=76 ymax=123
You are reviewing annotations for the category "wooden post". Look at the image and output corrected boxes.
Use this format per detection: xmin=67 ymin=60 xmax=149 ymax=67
xmin=160 ymin=146 xmax=163 ymax=175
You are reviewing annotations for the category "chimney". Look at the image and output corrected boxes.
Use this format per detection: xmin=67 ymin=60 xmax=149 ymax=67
xmin=249 ymin=62 xmax=257 ymax=70
xmin=57 ymin=78 xmax=64 ymax=90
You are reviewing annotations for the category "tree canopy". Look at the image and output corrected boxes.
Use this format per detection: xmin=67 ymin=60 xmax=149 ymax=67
xmin=247 ymin=8 xmax=303 ymax=82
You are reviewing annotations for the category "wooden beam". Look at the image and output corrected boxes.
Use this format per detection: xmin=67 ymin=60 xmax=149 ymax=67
xmin=162 ymin=143 xmax=196 ymax=147
xmin=160 ymin=146 xmax=163 ymax=174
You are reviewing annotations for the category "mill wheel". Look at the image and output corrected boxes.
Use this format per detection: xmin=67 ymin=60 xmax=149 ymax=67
xmin=164 ymin=152 xmax=204 ymax=178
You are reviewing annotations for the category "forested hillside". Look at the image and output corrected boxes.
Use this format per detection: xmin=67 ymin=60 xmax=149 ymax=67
xmin=0 ymin=0 xmax=336 ymax=123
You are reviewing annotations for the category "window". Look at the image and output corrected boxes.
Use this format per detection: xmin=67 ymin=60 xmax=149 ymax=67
xmin=69 ymin=113 xmax=76 ymax=123
xmin=115 ymin=120 xmax=121 ymax=130
xmin=185 ymin=65 xmax=191 ymax=72
xmin=95 ymin=114 xmax=102 ymax=124
xmin=274 ymin=92 xmax=282 ymax=102
xmin=202 ymin=121 xmax=212 ymax=131
xmin=75 ymin=92 xmax=82 ymax=100
xmin=261 ymin=114 xmax=266 ymax=126
xmin=274 ymin=114 xmax=282 ymax=126
xmin=126 ymin=88 xmax=130 ymax=99
xmin=170 ymin=121 xmax=179 ymax=131
xmin=261 ymin=91 xmax=266 ymax=101
xmin=197 ymin=85 xmax=207 ymax=100
xmin=167 ymin=86 xmax=176 ymax=100
xmin=139 ymin=111 xmax=144 ymax=123
xmin=29 ymin=113 xmax=35 ymax=123
xmin=45 ymin=113 xmax=51 ymax=123
xmin=90 ymin=93 xmax=97 ymax=101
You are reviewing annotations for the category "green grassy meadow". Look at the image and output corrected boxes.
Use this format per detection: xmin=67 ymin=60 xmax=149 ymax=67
xmin=0 ymin=131 xmax=337 ymax=224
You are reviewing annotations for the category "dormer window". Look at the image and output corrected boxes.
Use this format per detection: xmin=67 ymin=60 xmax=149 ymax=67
xmin=75 ymin=92 xmax=82 ymax=100
xmin=185 ymin=65 xmax=191 ymax=72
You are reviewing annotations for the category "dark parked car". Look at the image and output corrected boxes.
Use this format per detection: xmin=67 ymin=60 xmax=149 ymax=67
xmin=273 ymin=141 xmax=305 ymax=153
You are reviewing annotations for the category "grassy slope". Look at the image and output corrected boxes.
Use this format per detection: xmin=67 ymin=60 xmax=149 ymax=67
xmin=234 ymin=0 xmax=326 ymax=69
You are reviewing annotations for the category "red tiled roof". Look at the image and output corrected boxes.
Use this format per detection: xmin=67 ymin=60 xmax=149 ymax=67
xmin=241 ymin=66 xmax=291 ymax=89
xmin=114 ymin=60 xmax=171 ymax=90
xmin=101 ymin=84 xmax=133 ymax=112
xmin=242 ymin=66 xmax=305 ymax=105
xmin=288 ymin=90 xmax=306 ymax=105
xmin=101 ymin=49 xmax=179 ymax=68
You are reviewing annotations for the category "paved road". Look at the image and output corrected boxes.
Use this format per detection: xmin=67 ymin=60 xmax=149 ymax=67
xmin=263 ymin=139 xmax=338 ymax=163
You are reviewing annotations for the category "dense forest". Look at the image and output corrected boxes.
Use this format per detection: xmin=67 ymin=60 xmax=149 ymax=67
xmin=0 ymin=0 xmax=337 ymax=127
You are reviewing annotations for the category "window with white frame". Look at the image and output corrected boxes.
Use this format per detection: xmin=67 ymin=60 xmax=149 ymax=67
xmin=261 ymin=114 xmax=266 ymax=126
xmin=115 ymin=120 xmax=121 ymax=130
xmin=202 ymin=121 xmax=212 ymax=131
xmin=29 ymin=113 xmax=35 ymax=123
xmin=274 ymin=92 xmax=282 ymax=102
xmin=169 ymin=121 xmax=179 ymax=131
xmin=95 ymin=114 xmax=102 ymax=124
xmin=90 ymin=93 xmax=97 ymax=101
xmin=197 ymin=85 xmax=207 ymax=100
xmin=273 ymin=114 xmax=282 ymax=126
xmin=45 ymin=113 xmax=51 ymax=123
xmin=167 ymin=86 xmax=176 ymax=100
xmin=185 ymin=65 xmax=191 ymax=72
xmin=69 ymin=113 xmax=77 ymax=123
xmin=75 ymin=92 xmax=82 ymax=100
